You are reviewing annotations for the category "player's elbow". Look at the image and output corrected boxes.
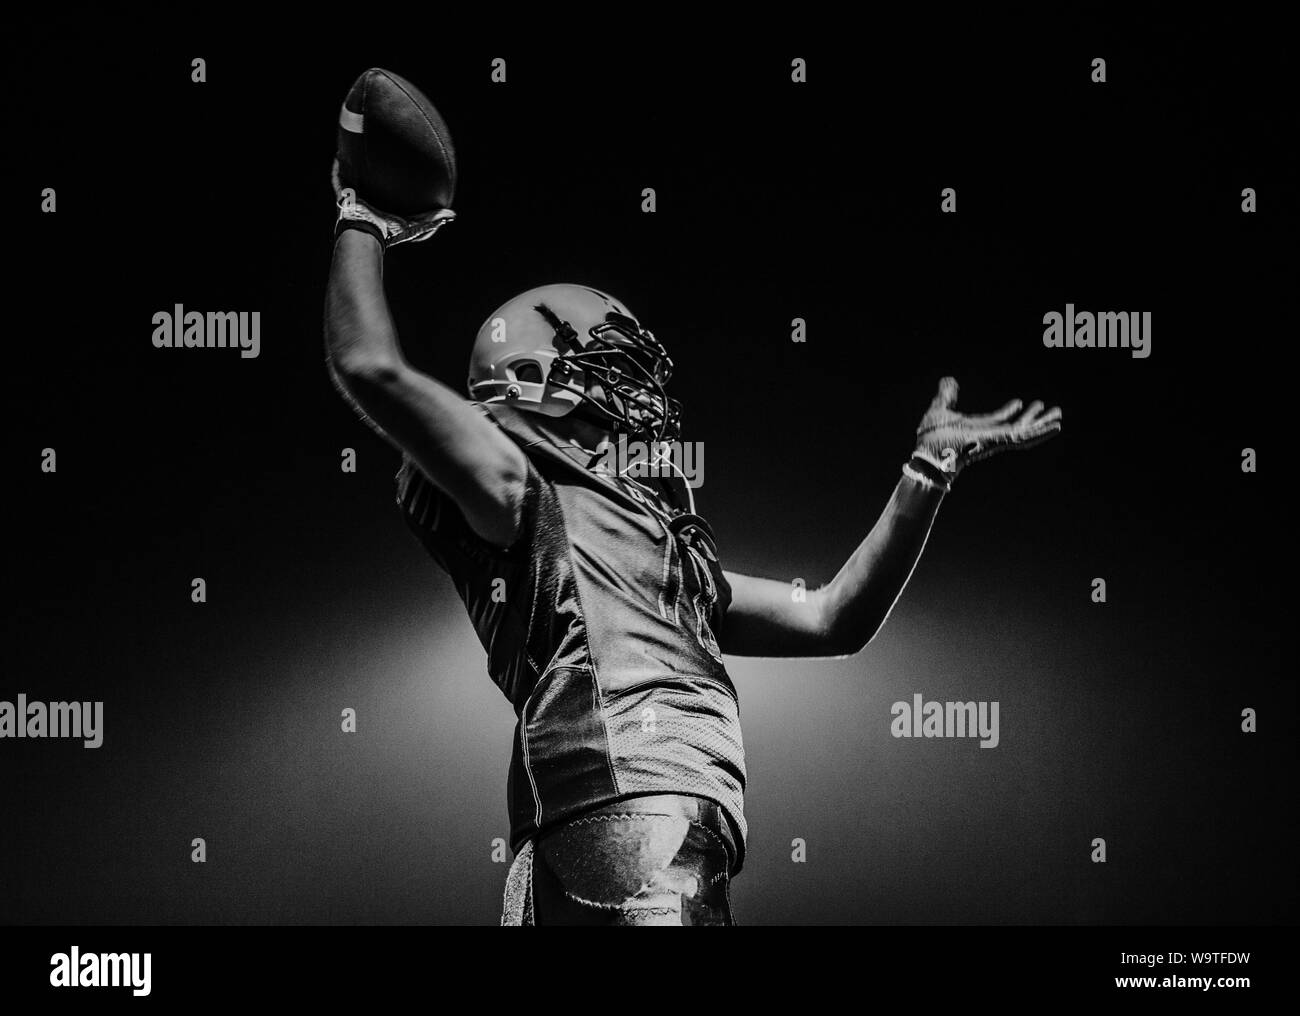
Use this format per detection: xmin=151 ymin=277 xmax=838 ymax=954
xmin=816 ymin=592 xmax=884 ymax=658
xmin=334 ymin=354 xmax=405 ymax=390
xmin=822 ymin=628 xmax=871 ymax=658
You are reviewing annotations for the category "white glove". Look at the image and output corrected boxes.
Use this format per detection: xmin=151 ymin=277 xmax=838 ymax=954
xmin=912 ymin=376 xmax=1062 ymax=485
xmin=331 ymin=158 xmax=455 ymax=248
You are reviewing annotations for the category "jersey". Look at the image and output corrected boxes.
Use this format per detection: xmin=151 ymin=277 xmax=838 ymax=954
xmin=394 ymin=404 xmax=748 ymax=873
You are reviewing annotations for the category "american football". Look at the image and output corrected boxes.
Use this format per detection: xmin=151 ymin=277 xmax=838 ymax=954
xmin=335 ymin=67 xmax=457 ymax=215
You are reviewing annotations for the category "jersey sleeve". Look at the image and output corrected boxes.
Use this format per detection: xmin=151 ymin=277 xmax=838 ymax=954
xmin=394 ymin=451 xmax=541 ymax=578
xmin=392 ymin=400 xmax=543 ymax=574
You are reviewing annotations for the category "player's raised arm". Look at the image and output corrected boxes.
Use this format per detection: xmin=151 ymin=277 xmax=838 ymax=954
xmin=717 ymin=377 xmax=1061 ymax=659
xmin=323 ymin=69 xmax=526 ymax=550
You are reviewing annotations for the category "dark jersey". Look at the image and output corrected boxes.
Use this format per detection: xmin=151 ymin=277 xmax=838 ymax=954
xmin=395 ymin=405 xmax=748 ymax=872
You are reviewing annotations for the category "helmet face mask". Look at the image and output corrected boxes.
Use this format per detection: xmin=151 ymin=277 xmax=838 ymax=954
xmin=469 ymin=285 xmax=682 ymax=443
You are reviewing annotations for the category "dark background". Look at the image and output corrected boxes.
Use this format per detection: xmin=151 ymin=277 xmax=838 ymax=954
xmin=5 ymin=13 xmax=1293 ymax=924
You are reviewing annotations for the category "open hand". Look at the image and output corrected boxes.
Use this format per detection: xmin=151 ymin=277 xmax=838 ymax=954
xmin=914 ymin=376 xmax=1062 ymax=478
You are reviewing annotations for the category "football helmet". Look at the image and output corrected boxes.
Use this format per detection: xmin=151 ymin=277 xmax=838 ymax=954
xmin=468 ymin=284 xmax=681 ymax=442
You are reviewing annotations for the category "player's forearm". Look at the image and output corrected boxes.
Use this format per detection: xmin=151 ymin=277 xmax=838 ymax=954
xmin=325 ymin=230 xmax=406 ymax=377
xmin=816 ymin=474 xmax=945 ymax=654
xmin=325 ymin=234 xmax=493 ymax=459
xmin=322 ymin=230 xmax=525 ymax=544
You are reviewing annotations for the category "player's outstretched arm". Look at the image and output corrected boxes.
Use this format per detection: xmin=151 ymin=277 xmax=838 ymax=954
xmin=718 ymin=377 xmax=1061 ymax=659
xmin=720 ymin=476 xmax=943 ymax=659
xmin=324 ymin=199 xmax=526 ymax=550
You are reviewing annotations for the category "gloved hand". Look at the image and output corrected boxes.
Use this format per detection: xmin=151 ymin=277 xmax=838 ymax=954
xmin=331 ymin=157 xmax=456 ymax=248
xmin=912 ymin=376 xmax=1062 ymax=484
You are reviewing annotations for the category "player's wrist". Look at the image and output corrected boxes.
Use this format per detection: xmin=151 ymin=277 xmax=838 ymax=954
xmin=335 ymin=190 xmax=397 ymax=248
xmin=334 ymin=215 xmax=388 ymax=248
xmin=903 ymin=449 xmax=954 ymax=493
xmin=334 ymin=192 xmax=455 ymax=249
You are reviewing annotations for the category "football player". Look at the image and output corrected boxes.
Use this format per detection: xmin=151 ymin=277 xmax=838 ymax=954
xmin=325 ymin=177 xmax=1061 ymax=926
